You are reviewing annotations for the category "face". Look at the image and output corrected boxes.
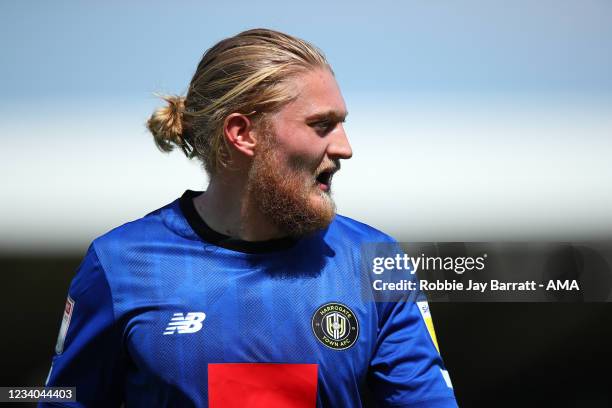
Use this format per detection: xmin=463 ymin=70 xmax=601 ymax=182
xmin=248 ymin=68 xmax=353 ymax=237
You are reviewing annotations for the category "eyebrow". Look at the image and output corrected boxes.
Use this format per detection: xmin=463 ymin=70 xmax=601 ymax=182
xmin=305 ymin=110 xmax=348 ymax=123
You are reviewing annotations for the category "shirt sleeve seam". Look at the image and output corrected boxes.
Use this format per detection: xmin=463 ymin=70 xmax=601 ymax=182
xmin=89 ymin=242 xmax=119 ymax=330
xmin=89 ymin=242 xmax=126 ymax=404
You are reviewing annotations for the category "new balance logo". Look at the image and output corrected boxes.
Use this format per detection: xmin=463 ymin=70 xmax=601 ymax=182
xmin=163 ymin=312 xmax=206 ymax=335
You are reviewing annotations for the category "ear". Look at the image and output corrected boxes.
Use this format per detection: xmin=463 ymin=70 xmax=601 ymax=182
xmin=223 ymin=113 xmax=257 ymax=157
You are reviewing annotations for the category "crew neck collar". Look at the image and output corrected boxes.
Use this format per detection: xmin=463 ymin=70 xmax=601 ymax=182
xmin=178 ymin=190 xmax=298 ymax=254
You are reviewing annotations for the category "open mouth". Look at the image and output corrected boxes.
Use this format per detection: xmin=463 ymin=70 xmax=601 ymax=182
xmin=315 ymin=170 xmax=335 ymax=191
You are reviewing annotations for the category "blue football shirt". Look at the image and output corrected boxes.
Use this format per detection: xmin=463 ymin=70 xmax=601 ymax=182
xmin=42 ymin=190 xmax=457 ymax=407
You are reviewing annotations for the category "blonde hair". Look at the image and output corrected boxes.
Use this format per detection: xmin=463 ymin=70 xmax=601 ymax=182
xmin=147 ymin=28 xmax=330 ymax=175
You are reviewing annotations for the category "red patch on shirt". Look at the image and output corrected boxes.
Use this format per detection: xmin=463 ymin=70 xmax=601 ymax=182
xmin=208 ymin=363 xmax=318 ymax=408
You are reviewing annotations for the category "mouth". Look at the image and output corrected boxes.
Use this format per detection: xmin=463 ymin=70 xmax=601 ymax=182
xmin=315 ymin=168 xmax=336 ymax=192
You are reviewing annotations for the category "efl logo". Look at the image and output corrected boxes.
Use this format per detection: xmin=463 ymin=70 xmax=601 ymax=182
xmin=163 ymin=312 xmax=206 ymax=335
xmin=55 ymin=296 xmax=75 ymax=354
xmin=417 ymin=300 xmax=440 ymax=353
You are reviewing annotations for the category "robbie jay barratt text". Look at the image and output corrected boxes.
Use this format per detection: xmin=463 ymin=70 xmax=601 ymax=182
xmin=372 ymin=279 xmax=580 ymax=292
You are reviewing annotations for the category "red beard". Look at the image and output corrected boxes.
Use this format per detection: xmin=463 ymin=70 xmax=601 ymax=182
xmin=247 ymin=136 xmax=336 ymax=238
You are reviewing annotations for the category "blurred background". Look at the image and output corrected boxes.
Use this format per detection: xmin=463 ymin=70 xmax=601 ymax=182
xmin=1 ymin=1 xmax=611 ymax=406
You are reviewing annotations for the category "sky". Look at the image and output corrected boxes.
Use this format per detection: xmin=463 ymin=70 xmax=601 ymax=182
xmin=1 ymin=0 xmax=611 ymax=252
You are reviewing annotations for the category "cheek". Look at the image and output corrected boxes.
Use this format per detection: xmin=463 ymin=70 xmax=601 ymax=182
xmin=271 ymin=125 xmax=326 ymax=169
xmin=286 ymin=153 xmax=316 ymax=173
xmin=282 ymin=142 xmax=326 ymax=171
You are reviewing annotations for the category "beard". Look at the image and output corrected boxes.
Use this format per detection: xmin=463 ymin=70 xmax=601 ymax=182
xmin=247 ymin=135 xmax=337 ymax=238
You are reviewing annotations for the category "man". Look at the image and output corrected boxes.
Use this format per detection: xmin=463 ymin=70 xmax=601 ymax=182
xmin=43 ymin=29 xmax=457 ymax=407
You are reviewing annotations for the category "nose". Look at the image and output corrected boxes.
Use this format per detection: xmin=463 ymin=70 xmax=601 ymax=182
xmin=327 ymin=123 xmax=353 ymax=160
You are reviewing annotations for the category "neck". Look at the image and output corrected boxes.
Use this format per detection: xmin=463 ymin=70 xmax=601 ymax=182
xmin=192 ymin=172 xmax=285 ymax=241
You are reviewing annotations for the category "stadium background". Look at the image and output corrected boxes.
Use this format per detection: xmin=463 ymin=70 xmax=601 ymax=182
xmin=1 ymin=1 xmax=611 ymax=406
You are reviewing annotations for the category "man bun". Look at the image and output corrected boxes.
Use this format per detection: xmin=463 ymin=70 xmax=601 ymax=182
xmin=146 ymin=29 xmax=330 ymax=175
xmin=147 ymin=95 xmax=189 ymax=154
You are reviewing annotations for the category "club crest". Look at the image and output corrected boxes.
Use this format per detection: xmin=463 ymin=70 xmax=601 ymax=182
xmin=312 ymin=302 xmax=359 ymax=350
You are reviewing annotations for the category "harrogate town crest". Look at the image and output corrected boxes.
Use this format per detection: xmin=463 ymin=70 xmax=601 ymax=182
xmin=311 ymin=302 xmax=359 ymax=350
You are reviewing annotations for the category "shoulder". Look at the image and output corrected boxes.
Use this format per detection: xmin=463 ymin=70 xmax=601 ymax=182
xmin=327 ymin=214 xmax=397 ymax=244
xmin=94 ymin=201 xmax=169 ymax=244
xmin=90 ymin=197 xmax=193 ymax=266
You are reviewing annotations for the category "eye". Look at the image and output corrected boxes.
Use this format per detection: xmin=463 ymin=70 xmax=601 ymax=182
xmin=311 ymin=120 xmax=334 ymax=135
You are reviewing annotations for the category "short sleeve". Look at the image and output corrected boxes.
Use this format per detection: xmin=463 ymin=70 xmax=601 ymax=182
xmin=40 ymin=244 xmax=124 ymax=407
xmin=367 ymin=296 xmax=458 ymax=408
